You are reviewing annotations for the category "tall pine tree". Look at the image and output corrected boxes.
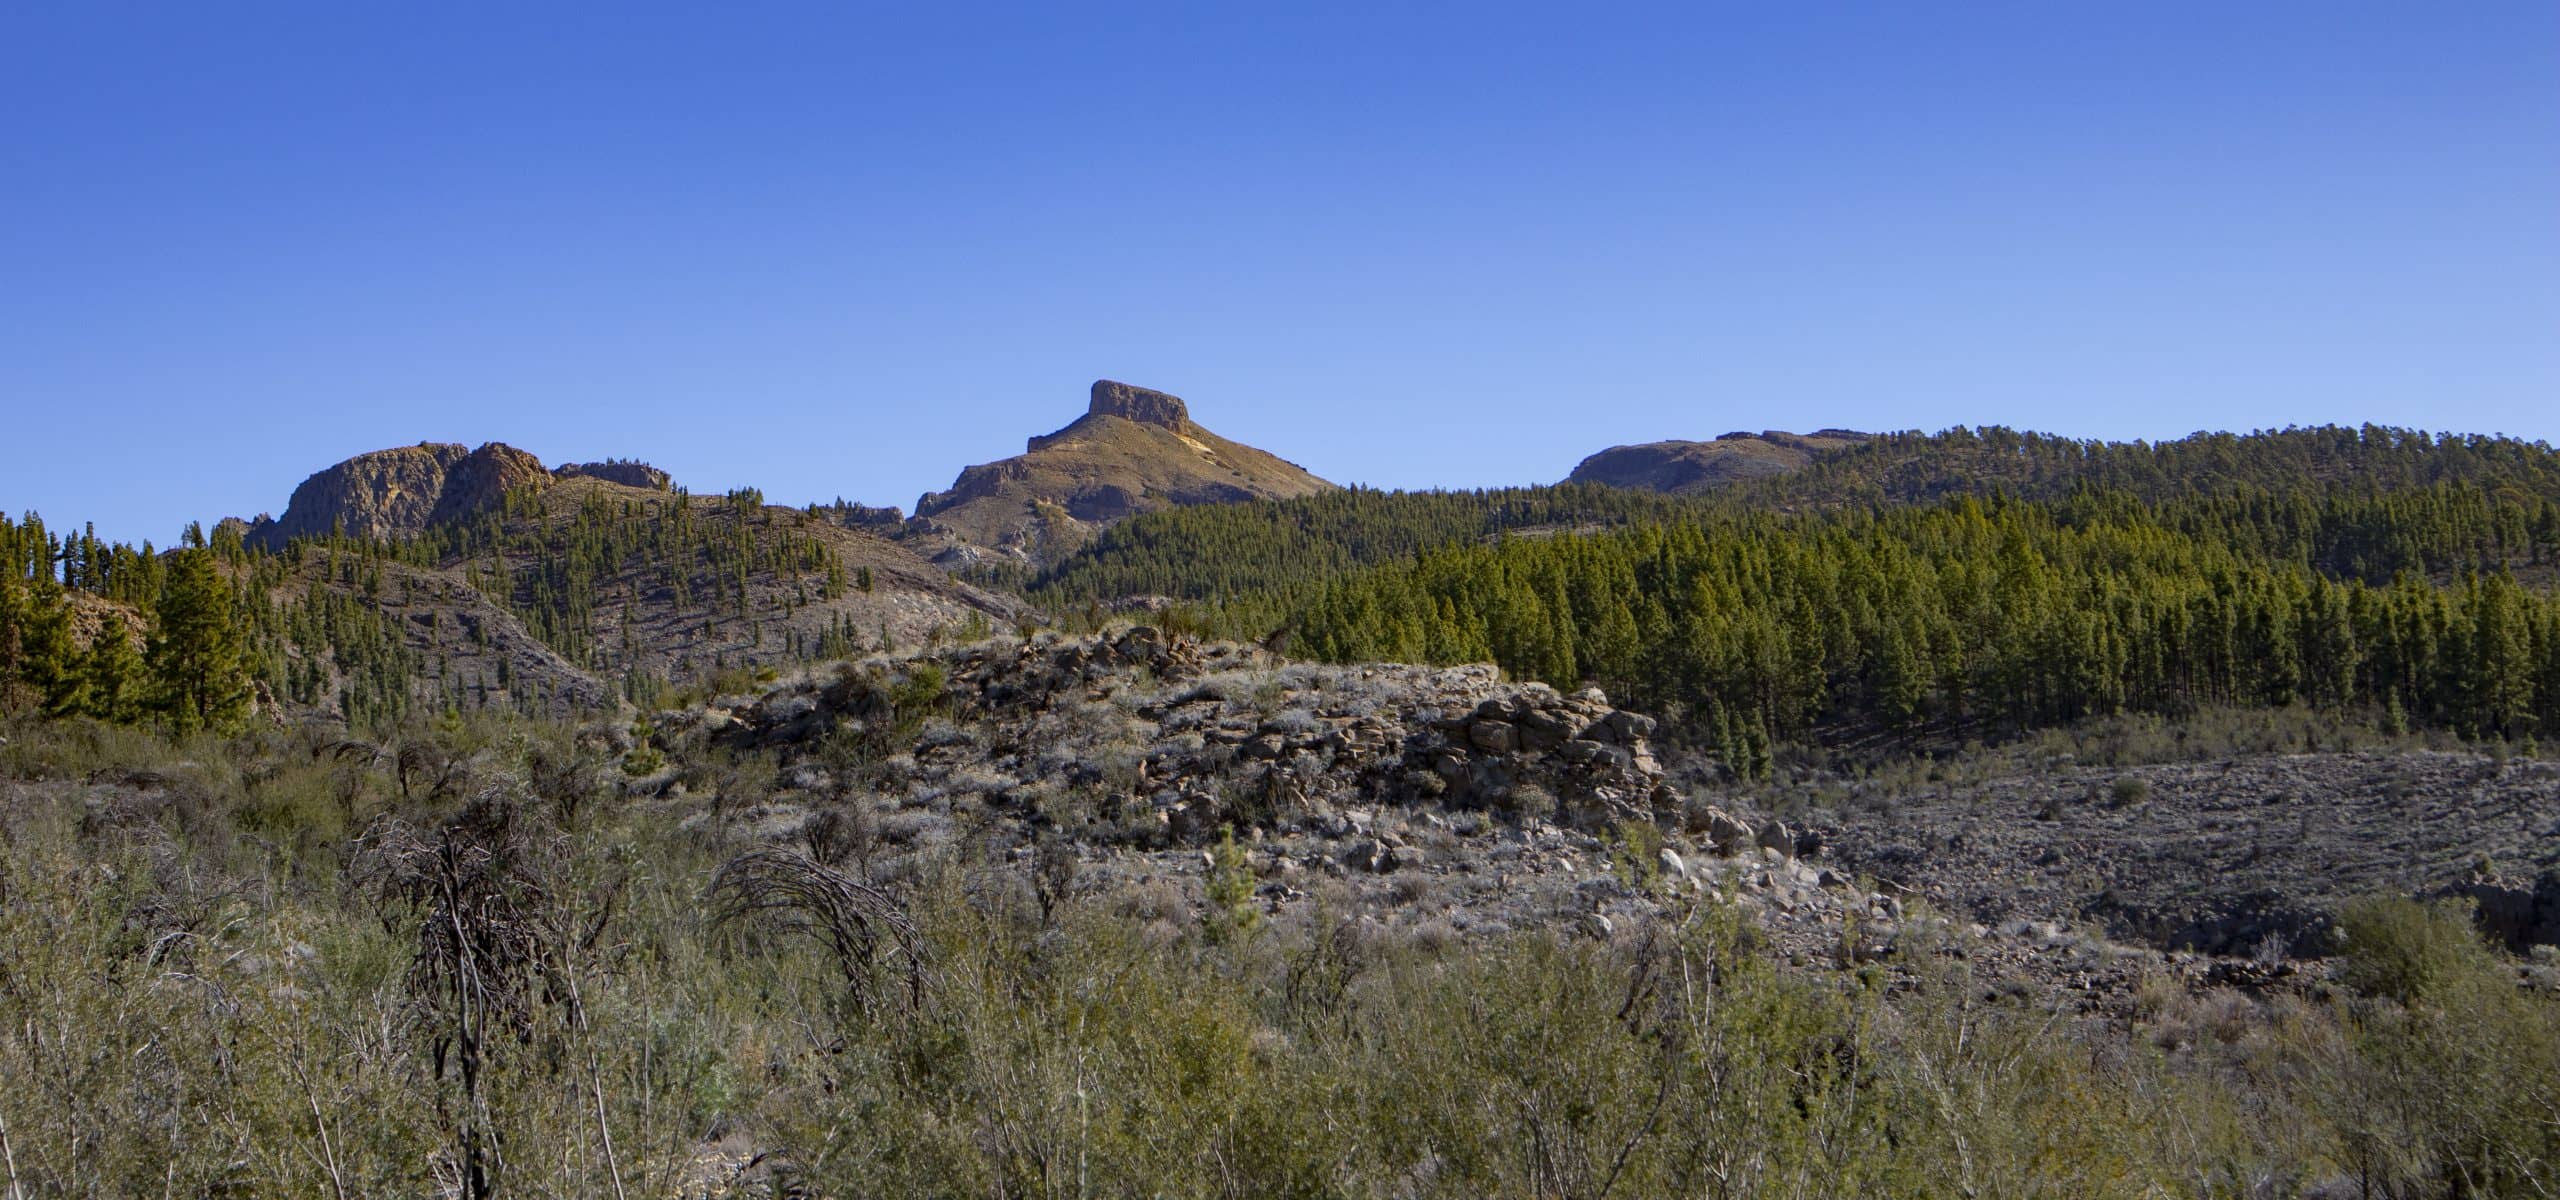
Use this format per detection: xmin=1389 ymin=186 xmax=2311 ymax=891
xmin=148 ymin=549 xmax=251 ymax=734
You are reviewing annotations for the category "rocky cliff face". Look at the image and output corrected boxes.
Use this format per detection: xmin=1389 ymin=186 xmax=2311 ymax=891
xmin=251 ymin=443 xmax=670 ymax=549
xmin=1567 ymin=429 xmax=1869 ymax=494
xmin=429 ymin=442 xmax=550 ymax=527
xmin=252 ymin=442 xmax=480 ymax=547
xmin=911 ymin=380 xmax=1333 ymax=564
xmin=1077 ymin=380 xmax=1191 ymax=431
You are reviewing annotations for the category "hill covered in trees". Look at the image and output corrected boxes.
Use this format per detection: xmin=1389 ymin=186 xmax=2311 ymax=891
xmin=8 ymin=419 xmax=2560 ymax=1197
xmin=1 ymin=470 xmax=1013 ymax=731
xmin=1021 ymin=424 xmax=2560 ymax=768
xmin=10 ymin=422 xmax=2560 ymax=767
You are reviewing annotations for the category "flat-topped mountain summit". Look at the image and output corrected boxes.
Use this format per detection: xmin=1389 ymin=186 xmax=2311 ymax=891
xmin=1567 ymin=429 xmax=1870 ymax=494
xmin=912 ymin=380 xmax=1333 ymax=563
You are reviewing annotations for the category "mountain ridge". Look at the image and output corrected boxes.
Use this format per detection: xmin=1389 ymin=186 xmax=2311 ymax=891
xmin=244 ymin=440 xmax=677 ymax=551
xmin=1565 ymin=429 xmax=1872 ymax=494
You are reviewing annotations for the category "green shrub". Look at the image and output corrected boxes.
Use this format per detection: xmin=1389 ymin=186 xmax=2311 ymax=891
xmin=2335 ymin=894 xmax=2496 ymax=1005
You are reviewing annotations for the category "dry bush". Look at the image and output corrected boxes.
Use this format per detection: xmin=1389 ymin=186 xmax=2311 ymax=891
xmin=706 ymin=848 xmax=929 ymax=1012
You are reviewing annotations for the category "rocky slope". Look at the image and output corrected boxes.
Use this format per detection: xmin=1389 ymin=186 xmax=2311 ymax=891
xmin=222 ymin=442 xmax=1018 ymax=721
xmin=606 ymin=627 xmax=2475 ymax=1012
xmin=909 ymin=381 xmax=1333 ymax=565
xmin=1808 ymin=750 xmax=2560 ymax=957
xmin=1566 ymin=429 xmax=1869 ymax=494
xmin=481 ymin=476 xmax=1016 ymax=685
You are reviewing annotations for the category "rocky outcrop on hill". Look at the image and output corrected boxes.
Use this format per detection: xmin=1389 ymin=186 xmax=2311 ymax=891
xmin=253 ymin=442 xmax=472 ymax=547
xmin=1081 ymin=380 xmax=1191 ymax=430
xmin=251 ymin=441 xmax=559 ymax=548
xmin=429 ymin=442 xmax=549 ymax=527
xmin=553 ymin=459 xmax=673 ymax=490
xmin=1567 ymin=429 xmax=1869 ymax=494
xmin=910 ymin=380 xmax=1333 ymax=564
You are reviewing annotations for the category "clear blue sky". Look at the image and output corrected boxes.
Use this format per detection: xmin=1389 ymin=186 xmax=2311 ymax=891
xmin=6 ymin=3 xmax=2555 ymax=547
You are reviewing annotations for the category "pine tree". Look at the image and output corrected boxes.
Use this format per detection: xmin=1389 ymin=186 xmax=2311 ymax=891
xmin=80 ymin=621 xmax=146 ymax=723
xmin=149 ymin=549 xmax=252 ymax=734
xmin=0 ymin=567 xmax=27 ymax=712
xmin=19 ymin=580 xmax=81 ymax=717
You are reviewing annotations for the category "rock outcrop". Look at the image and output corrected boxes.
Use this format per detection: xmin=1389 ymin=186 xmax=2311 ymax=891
xmin=252 ymin=442 xmax=477 ymax=548
xmin=910 ymin=380 xmax=1333 ymax=565
xmin=553 ymin=459 xmax=673 ymax=491
xmin=1081 ymin=380 xmax=1191 ymax=430
xmin=250 ymin=443 xmax=681 ymax=549
xmin=428 ymin=442 xmax=549 ymax=527
xmin=1567 ymin=430 xmax=1869 ymax=494
xmin=691 ymin=627 xmax=1673 ymax=841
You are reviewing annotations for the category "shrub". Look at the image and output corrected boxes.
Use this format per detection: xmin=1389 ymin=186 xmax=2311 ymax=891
xmin=1202 ymin=827 xmax=1260 ymax=944
xmin=2334 ymin=894 xmax=2498 ymax=1005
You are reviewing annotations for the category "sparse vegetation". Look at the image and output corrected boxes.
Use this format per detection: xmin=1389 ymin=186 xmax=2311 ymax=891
xmin=2 ymin=710 xmax=2555 ymax=1196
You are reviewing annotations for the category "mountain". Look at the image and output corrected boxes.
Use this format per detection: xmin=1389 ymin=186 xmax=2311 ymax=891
xmin=1564 ymin=429 xmax=1870 ymax=494
xmin=241 ymin=443 xmax=681 ymax=553
xmin=242 ymin=441 xmax=555 ymax=549
xmin=908 ymin=380 xmax=1334 ymax=564
xmin=210 ymin=442 xmax=1018 ymax=720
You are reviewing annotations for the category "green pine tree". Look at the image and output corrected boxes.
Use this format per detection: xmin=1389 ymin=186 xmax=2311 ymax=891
xmin=148 ymin=549 xmax=252 ymax=734
xmin=80 ymin=621 xmax=146 ymax=724
xmin=19 ymin=580 xmax=82 ymax=717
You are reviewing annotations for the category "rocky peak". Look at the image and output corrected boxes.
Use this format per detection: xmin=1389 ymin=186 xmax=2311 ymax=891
xmin=429 ymin=443 xmax=550 ymax=527
xmin=251 ymin=442 xmax=471 ymax=548
xmin=251 ymin=442 xmax=709 ymax=549
xmin=909 ymin=379 xmax=1333 ymax=566
xmin=1086 ymin=380 xmax=1190 ymax=430
xmin=554 ymin=459 xmax=674 ymax=491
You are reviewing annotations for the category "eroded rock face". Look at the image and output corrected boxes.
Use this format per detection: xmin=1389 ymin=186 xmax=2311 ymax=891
xmin=254 ymin=442 xmax=475 ymax=547
xmin=430 ymin=443 xmax=550 ymax=527
xmin=554 ymin=460 xmax=673 ymax=491
xmin=2445 ymin=870 xmax=2560 ymax=953
xmin=1084 ymin=380 xmax=1191 ymax=430
xmin=251 ymin=442 xmax=688 ymax=549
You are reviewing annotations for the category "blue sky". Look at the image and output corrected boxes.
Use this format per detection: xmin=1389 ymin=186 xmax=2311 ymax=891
xmin=5 ymin=3 xmax=2555 ymax=546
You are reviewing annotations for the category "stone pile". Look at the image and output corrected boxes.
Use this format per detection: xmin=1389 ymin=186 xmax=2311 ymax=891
xmin=695 ymin=627 xmax=1683 ymax=843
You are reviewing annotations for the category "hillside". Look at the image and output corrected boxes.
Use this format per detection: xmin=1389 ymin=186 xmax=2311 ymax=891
xmin=7 ymin=425 xmax=2560 ymax=1197
xmin=410 ymin=476 xmax=1016 ymax=691
xmin=253 ymin=474 xmax=1018 ymax=719
xmin=909 ymin=380 xmax=1334 ymax=565
xmin=4 ymin=442 xmax=1021 ymax=727
xmin=1011 ymin=424 xmax=2560 ymax=773
xmin=1566 ymin=428 xmax=1871 ymax=493
xmin=1032 ymin=424 xmax=2560 ymax=612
